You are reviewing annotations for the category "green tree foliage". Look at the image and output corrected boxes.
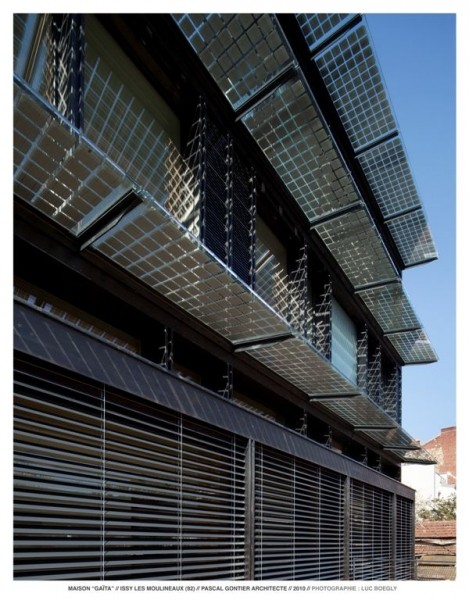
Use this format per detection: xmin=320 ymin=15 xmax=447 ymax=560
xmin=416 ymin=493 xmax=456 ymax=521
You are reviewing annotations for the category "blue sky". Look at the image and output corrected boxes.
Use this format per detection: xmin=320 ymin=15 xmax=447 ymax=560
xmin=365 ymin=13 xmax=456 ymax=444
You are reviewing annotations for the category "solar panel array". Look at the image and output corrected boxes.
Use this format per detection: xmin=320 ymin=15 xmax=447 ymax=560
xmin=13 ymin=11 xmax=441 ymax=467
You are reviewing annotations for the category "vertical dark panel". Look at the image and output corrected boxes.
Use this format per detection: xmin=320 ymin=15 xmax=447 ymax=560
xmin=313 ymin=276 xmax=332 ymax=358
xmin=204 ymin=120 xmax=229 ymax=263
xmin=368 ymin=342 xmax=382 ymax=406
xmin=232 ymin=150 xmax=256 ymax=285
xmin=45 ymin=15 xmax=84 ymax=129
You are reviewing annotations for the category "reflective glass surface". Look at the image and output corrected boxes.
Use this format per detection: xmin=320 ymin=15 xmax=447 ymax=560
xmin=296 ymin=13 xmax=357 ymax=52
xmin=358 ymin=137 xmax=421 ymax=218
xmin=242 ymin=76 xmax=360 ymax=221
xmin=315 ymin=24 xmax=396 ymax=151
xmin=174 ymin=14 xmax=291 ymax=109
xmin=386 ymin=210 xmax=438 ymax=266
xmin=357 ymin=282 xmax=421 ymax=333
xmin=386 ymin=330 xmax=438 ymax=364
xmin=313 ymin=207 xmax=397 ymax=287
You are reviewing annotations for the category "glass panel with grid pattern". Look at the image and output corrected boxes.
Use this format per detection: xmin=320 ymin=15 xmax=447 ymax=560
xmin=242 ymin=76 xmax=360 ymax=221
xmin=386 ymin=210 xmax=438 ymax=266
xmin=315 ymin=24 xmax=396 ymax=151
xmin=312 ymin=395 xmax=393 ymax=429
xmin=247 ymin=337 xmax=358 ymax=396
xmin=173 ymin=14 xmax=292 ymax=109
xmin=313 ymin=208 xmax=397 ymax=288
xmin=296 ymin=13 xmax=356 ymax=52
xmin=357 ymin=282 xmax=421 ymax=333
xmin=93 ymin=204 xmax=290 ymax=344
xmin=13 ymin=85 xmax=131 ymax=234
xmin=386 ymin=330 xmax=437 ymax=364
xmin=358 ymin=137 xmax=421 ymax=218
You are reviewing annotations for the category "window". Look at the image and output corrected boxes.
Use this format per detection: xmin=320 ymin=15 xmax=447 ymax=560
xmin=331 ymin=298 xmax=357 ymax=384
xmin=255 ymin=216 xmax=288 ymax=311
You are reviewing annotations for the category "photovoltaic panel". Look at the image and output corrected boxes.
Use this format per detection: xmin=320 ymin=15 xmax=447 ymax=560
xmin=391 ymin=446 xmax=438 ymax=465
xmin=14 ymin=85 xmax=131 ymax=235
xmin=247 ymin=337 xmax=358 ymax=397
xmin=296 ymin=13 xmax=357 ymax=52
xmin=312 ymin=395 xmax=391 ymax=428
xmin=315 ymin=24 xmax=396 ymax=151
xmin=93 ymin=203 xmax=291 ymax=345
xmin=385 ymin=330 xmax=438 ymax=364
xmin=173 ymin=13 xmax=292 ymax=109
xmin=313 ymin=207 xmax=398 ymax=287
xmin=386 ymin=210 xmax=438 ymax=266
xmin=357 ymin=137 xmax=421 ymax=218
xmin=242 ymin=76 xmax=360 ymax=221
xmin=357 ymin=282 xmax=421 ymax=333
xmin=359 ymin=427 xmax=418 ymax=450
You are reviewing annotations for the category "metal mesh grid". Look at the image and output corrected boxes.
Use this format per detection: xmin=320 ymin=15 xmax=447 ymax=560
xmin=357 ymin=282 xmax=421 ymax=333
xmin=386 ymin=210 xmax=438 ymax=266
xmin=296 ymin=13 xmax=356 ymax=52
xmin=367 ymin=344 xmax=382 ymax=406
xmin=385 ymin=330 xmax=438 ymax=364
xmin=313 ymin=207 xmax=398 ymax=287
xmin=382 ymin=365 xmax=401 ymax=423
xmin=242 ymin=76 xmax=360 ymax=221
xmin=357 ymin=137 xmax=421 ymax=218
xmin=173 ymin=13 xmax=291 ymax=109
xmin=315 ymin=24 xmax=396 ymax=151
xmin=14 ymin=85 xmax=131 ymax=234
xmin=247 ymin=337 xmax=358 ymax=396
xmin=93 ymin=204 xmax=290 ymax=344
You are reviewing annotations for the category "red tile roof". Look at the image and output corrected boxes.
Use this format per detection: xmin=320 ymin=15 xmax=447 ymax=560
xmin=416 ymin=520 xmax=456 ymax=539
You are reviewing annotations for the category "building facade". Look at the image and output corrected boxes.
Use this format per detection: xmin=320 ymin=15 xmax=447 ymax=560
xmin=13 ymin=14 xmax=438 ymax=580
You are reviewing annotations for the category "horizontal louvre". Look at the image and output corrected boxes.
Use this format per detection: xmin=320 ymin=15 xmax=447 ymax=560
xmin=350 ymin=480 xmax=393 ymax=580
xmin=14 ymin=356 xmax=415 ymax=580
xmin=14 ymin=361 xmax=246 ymax=580
xmin=395 ymin=496 xmax=414 ymax=580
xmin=255 ymin=445 xmax=345 ymax=580
xmin=14 ymin=364 xmax=104 ymax=580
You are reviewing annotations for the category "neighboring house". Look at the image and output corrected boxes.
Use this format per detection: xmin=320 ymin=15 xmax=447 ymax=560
xmin=402 ymin=426 xmax=456 ymax=503
xmin=415 ymin=520 xmax=456 ymax=580
xmin=13 ymin=14 xmax=438 ymax=580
